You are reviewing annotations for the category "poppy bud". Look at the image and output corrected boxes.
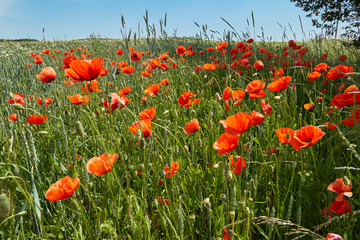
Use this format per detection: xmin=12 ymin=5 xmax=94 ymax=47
xmin=135 ymin=129 xmax=142 ymax=143
xmin=184 ymin=145 xmax=189 ymax=154
xmin=244 ymin=142 xmax=251 ymax=152
xmin=118 ymin=98 xmax=126 ymax=107
xmin=203 ymin=198 xmax=211 ymax=208
xmin=38 ymin=131 xmax=48 ymax=135
xmin=229 ymin=210 xmax=235 ymax=221
xmin=75 ymin=121 xmax=85 ymax=138
xmin=343 ymin=176 xmax=351 ymax=186
xmin=226 ymin=170 xmax=233 ymax=182
xmin=0 ymin=193 xmax=11 ymax=217
xmin=158 ymin=154 xmax=163 ymax=162
xmin=274 ymin=95 xmax=281 ymax=101
xmin=245 ymin=207 xmax=251 ymax=216
xmin=139 ymin=138 xmax=146 ymax=149
xmin=196 ymin=139 xmax=202 ymax=147
xmin=215 ymin=92 xmax=221 ymax=102
xmin=12 ymin=103 xmax=25 ymax=111
xmin=191 ymin=110 xmax=196 ymax=115
xmin=267 ymin=165 xmax=274 ymax=174
xmin=248 ymin=198 xmax=253 ymax=203
xmin=213 ymin=163 xmax=219 ymax=170
xmin=9 ymin=150 xmax=17 ymax=162
xmin=209 ymin=111 xmax=214 ymax=118
xmin=207 ymin=120 xmax=213 ymax=130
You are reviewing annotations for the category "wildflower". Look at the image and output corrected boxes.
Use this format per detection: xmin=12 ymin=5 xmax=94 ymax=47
xmin=8 ymin=113 xmax=17 ymax=121
xmin=290 ymin=125 xmax=325 ymax=150
xmin=121 ymin=66 xmax=135 ymax=74
xmin=342 ymin=108 xmax=359 ymax=126
xmin=326 ymin=233 xmax=343 ymax=240
xmin=36 ymin=67 xmax=56 ymax=83
xmin=303 ymin=102 xmax=315 ymax=112
xmin=139 ymin=106 xmax=156 ymax=120
xmin=184 ymin=119 xmax=200 ymax=135
xmin=7 ymin=93 xmax=25 ymax=105
xmin=176 ymin=46 xmax=187 ymax=56
xmin=250 ymin=111 xmax=264 ymax=126
xmin=116 ymin=49 xmax=123 ymax=55
xmin=86 ymin=153 xmax=119 ymax=176
xmin=326 ymin=65 xmax=354 ymax=81
xmin=129 ymin=119 xmax=152 ymax=138
xmin=118 ymin=86 xmax=132 ymax=96
xmin=253 ymin=60 xmax=264 ymax=69
xmin=220 ymin=112 xmax=253 ymax=136
xmin=216 ymin=41 xmax=228 ymax=51
xmin=164 ymin=161 xmax=179 ymax=178
xmin=65 ymin=58 xmax=108 ymax=82
xmin=267 ymin=76 xmax=291 ymax=91
xmin=261 ymin=99 xmax=272 ymax=116
xmin=67 ymin=94 xmax=89 ymax=105
xmin=103 ymin=93 xmax=131 ymax=113
xmin=144 ymin=84 xmax=160 ymax=97
xmin=177 ymin=91 xmax=201 ymax=107
xmin=276 ymin=128 xmax=294 ymax=144
xmin=26 ymin=115 xmax=48 ymax=124
xmin=228 ymin=155 xmax=246 ymax=175
xmin=45 ymin=176 xmax=80 ymax=201
xmin=130 ymin=51 xmax=142 ymax=62
xmin=213 ymin=132 xmax=239 ymax=156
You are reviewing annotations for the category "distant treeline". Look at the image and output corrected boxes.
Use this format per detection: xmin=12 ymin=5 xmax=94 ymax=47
xmin=0 ymin=38 xmax=39 ymax=42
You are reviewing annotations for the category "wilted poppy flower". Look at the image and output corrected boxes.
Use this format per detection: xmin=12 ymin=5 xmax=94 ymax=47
xmin=7 ymin=93 xmax=25 ymax=105
xmin=220 ymin=112 xmax=253 ymax=136
xmin=65 ymin=58 xmax=106 ymax=81
xmin=129 ymin=119 xmax=152 ymax=138
xmin=26 ymin=115 xmax=48 ymax=124
xmin=164 ymin=161 xmax=179 ymax=178
xmin=184 ymin=119 xmax=200 ymax=135
xmin=36 ymin=67 xmax=56 ymax=83
xmin=229 ymin=155 xmax=246 ymax=175
xmin=139 ymin=106 xmax=156 ymax=120
xmin=290 ymin=125 xmax=325 ymax=150
xmin=67 ymin=94 xmax=89 ymax=105
xmin=130 ymin=51 xmax=142 ymax=62
xmin=45 ymin=176 xmax=80 ymax=201
xmin=213 ymin=132 xmax=239 ymax=156
xmin=261 ymin=99 xmax=272 ymax=116
xmin=326 ymin=233 xmax=343 ymax=240
xmin=144 ymin=84 xmax=160 ymax=97
xmin=121 ymin=66 xmax=135 ymax=74
xmin=276 ymin=128 xmax=294 ymax=144
xmin=253 ymin=60 xmax=264 ymax=70
xmin=86 ymin=153 xmax=119 ymax=177
xmin=176 ymin=46 xmax=187 ymax=56
xmin=216 ymin=41 xmax=228 ymax=51
xmin=304 ymin=102 xmax=315 ymax=112
xmin=9 ymin=113 xmax=17 ymax=121
xmin=326 ymin=65 xmax=354 ymax=81
xmin=267 ymin=76 xmax=291 ymax=91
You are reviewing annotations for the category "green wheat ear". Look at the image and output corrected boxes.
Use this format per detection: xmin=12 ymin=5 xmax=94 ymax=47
xmin=0 ymin=193 xmax=11 ymax=218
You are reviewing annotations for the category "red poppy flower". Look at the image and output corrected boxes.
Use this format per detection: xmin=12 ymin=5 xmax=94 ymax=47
xmin=250 ymin=111 xmax=264 ymax=126
xmin=222 ymin=229 xmax=230 ymax=240
xmin=67 ymin=94 xmax=89 ymax=105
xmin=130 ymin=51 xmax=142 ymax=62
xmin=325 ymin=233 xmax=343 ymax=240
xmin=267 ymin=76 xmax=291 ymax=91
xmin=82 ymin=79 xmax=102 ymax=93
xmin=228 ymin=155 xmax=246 ymax=175
xmin=176 ymin=46 xmax=187 ymax=56
xmin=330 ymin=196 xmax=351 ymax=214
xmin=344 ymin=84 xmax=359 ymax=93
xmin=9 ymin=113 xmax=17 ymax=121
xmin=326 ymin=65 xmax=354 ymax=81
xmin=103 ymin=93 xmax=131 ymax=113
xmin=222 ymin=87 xmax=245 ymax=101
xmin=37 ymin=97 xmax=53 ymax=108
xmin=160 ymin=78 xmax=169 ymax=86
xmin=261 ymin=99 xmax=272 ymax=116
xmin=331 ymin=91 xmax=360 ymax=108
xmin=118 ymin=86 xmax=132 ymax=96
xmin=139 ymin=106 xmax=156 ymax=120
xmin=313 ymin=63 xmax=329 ymax=72
xmin=45 ymin=176 xmax=80 ymax=201
xmin=184 ymin=119 xmax=200 ymax=135
xmin=276 ymin=128 xmax=294 ymax=144
xmin=144 ymin=84 xmax=160 ymax=97
xmin=61 ymin=55 xmax=78 ymax=69
xmin=121 ymin=66 xmax=135 ymax=74
xmin=116 ymin=49 xmax=123 ymax=55
xmin=220 ymin=112 xmax=253 ymax=136
xmin=216 ymin=41 xmax=228 ymax=51
xmin=213 ymin=132 xmax=239 ymax=156
xmin=290 ymin=125 xmax=325 ymax=150
xmin=86 ymin=153 xmax=119 ymax=177
xmin=65 ymin=58 xmax=106 ymax=81
xmin=326 ymin=122 xmax=338 ymax=130
xmin=178 ymin=91 xmax=200 ymax=107
xmin=245 ymin=80 xmax=265 ymax=94
xmin=253 ymin=60 xmax=264 ymax=69
xmin=342 ymin=108 xmax=359 ymax=126
xmin=308 ymin=71 xmax=321 ymax=81
xmin=129 ymin=119 xmax=152 ymax=138
xmin=327 ymin=177 xmax=352 ymax=197
xmin=164 ymin=161 xmax=179 ymax=178
xmin=26 ymin=115 xmax=48 ymax=124
xmin=7 ymin=93 xmax=25 ymax=105
xmin=36 ymin=67 xmax=56 ymax=83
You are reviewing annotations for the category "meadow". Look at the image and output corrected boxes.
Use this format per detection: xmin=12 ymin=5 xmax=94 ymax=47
xmin=1 ymin=20 xmax=360 ymax=239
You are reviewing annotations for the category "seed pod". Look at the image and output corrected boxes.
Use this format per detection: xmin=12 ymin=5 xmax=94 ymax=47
xmin=38 ymin=131 xmax=48 ymax=135
xmin=184 ymin=145 xmax=189 ymax=154
xmin=343 ymin=176 xmax=351 ymax=186
xmin=226 ymin=170 xmax=233 ymax=182
xmin=215 ymin=92 xmax=221 ymax=102
xmin=75 ymin=121 xmax=85 ymax=138
xmin=207 ymin=120 xmax=213 ymax=130
xmin=0 ymin=193 xmax=11 ymax=217
xmin=244 ymin=142 xmax=251 ymax=152
xmin=203 ymin=198 xmax=211 ymax=208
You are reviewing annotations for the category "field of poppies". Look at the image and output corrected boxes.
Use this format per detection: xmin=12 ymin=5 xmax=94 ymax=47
xmin=0 ymin=31 xmax=360 ymax=239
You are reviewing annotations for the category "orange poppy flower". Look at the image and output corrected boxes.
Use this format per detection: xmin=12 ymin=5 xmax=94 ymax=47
xmin=216 ymin=41 xmax=228 ymax=51
xmin=213 ymin=132 xmax=239 ymax=156
xmin=249 ymin=111 xmax=264 ymax=126
xmin=222 ymin=87 xmax=245 ymax=101
xmin=164 ymin=161 xmax=179 ymax=178
xmin=308 ymin=71 xmax=321 ymax=81
xmin=290 ymin=125 xmax=325 ymax=150
xmin=26 ymin=115 xmax=48 ymax=124
xmin=304 ymin=102 xmax=315 ymax=112
xmin=276 ymin=128 xmax=294 ymax=144
xmin=9 ymin=113 xmax=17 ymax=121
xmin=313 ymin=63 xmax=329 ymax=72
xmin=121 ymin=66 xmax=135 ymax=74
xmin=82 ymin=79 xmax=102 ymax=93
xmin=144 ymin=84 xmax=160 ymax=97
xmin=160 ymin=78 xmax=169 ymax=86
xmin=86 ymin=153 xmax=119 ymax=177
xmin=118 ymin=86 xmax=132 ymax=96
xmin=45 ymin=176 xmax=80 ymax=201
xmin=245 ymin=80 xmax=265 ymax=94
xmin=61 ymin=55 xmax=78 ymax=69
xmin=139 ymin=106 xmax=156 ymax=120
xmin=344 ymin=84 xmax=359 ymax=93
xmin=129 ymin=119 xmax=152 ymax=138
xmin=326 ymin=65 xmax=354 ymax=81
xmin=7 ymin=93 xmax=25 ymax=105
xmin=253 ymin=60 xmax=264 ymax=70
xmin=37 ymin=97 xmax=53 ymax=108
xmin=130 ymin=51 xmax=142 ymax=62
xmin=176 ymin=46 xmax=187 ymax=56
xmin=220 ymin=112 xmax=253 ymax=136
xmin=116 ymin=49 xmax=123 ymax=55
xmin=261 ymin=99 xmax=272 ymax=116
xmin=331 ymin=91 xmax=360 ymax=108
xmin=202 ymin=63 xmax=215 ymax=71
xmin=229 ymin=155 xmax=246 ymax=175
xmin=267 ymin=76 xmax=291 ymax=91
xmin=36 ymin=67 xmax=56 ymax=83
xmin=224 ymin=100 xmax=230 ymax=112
xmin=184 ymin=119 xmax=200 ymax=135
xmin=67 ymin=94 xmax=89 ymax=105
xmin=178 ymin=91 xmax=196 ymax=106
xmin=65 ymin=58 xmax=106 ymax=81
xmin=103 ymin=93 xmax=131 ymax=113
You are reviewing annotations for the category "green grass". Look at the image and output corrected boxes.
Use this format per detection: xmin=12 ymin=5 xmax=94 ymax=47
xmin=0 ymin=30 xmax=360 ymax=240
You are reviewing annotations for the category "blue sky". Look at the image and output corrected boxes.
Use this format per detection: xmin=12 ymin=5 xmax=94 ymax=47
xmin=0 ymin=0 xmax=325 ymax=41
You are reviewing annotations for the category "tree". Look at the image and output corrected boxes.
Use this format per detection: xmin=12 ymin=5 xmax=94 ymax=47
xmin=291 ymin=0 xmax=360 ymax=43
